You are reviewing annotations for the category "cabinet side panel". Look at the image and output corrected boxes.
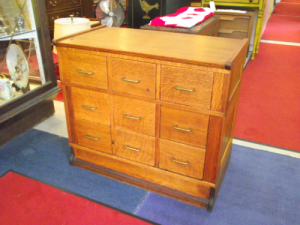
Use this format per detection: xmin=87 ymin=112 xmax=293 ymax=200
xmin=203 ymin=116 xmax=224 ymax=184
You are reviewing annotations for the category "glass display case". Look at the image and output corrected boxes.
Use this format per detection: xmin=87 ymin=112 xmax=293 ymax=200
xmin=0 ymin=0 xmax=60 ymax=146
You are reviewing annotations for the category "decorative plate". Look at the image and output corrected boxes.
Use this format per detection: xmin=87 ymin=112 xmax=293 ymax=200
xmin=6 ymin=44 xmax=29 ymax=90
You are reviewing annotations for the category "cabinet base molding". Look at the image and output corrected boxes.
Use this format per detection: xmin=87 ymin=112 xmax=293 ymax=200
xmin=70 ymin=146 xmax=217 ymax=210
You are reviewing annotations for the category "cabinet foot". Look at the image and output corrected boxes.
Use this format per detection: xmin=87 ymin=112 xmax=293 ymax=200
xmin=207 ymin=188 xmax=216 ymax=212
xmin=69 ymin=147 xmax=75 ymax=165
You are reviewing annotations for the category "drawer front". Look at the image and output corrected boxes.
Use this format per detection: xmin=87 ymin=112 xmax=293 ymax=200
xmin=159 ymin=139 xmax=205 ymax=180
xmin=47 ymin=8 xmax=82 ymax=28
xmin=67 ymin=52 xmax=108 ymax=89
xmin=160 ymin=65 xmax=214 ymax=109
xmin=45 ymin=0 xmax=81 ymax=12
xmin=203 ymin=0 xmax=260 ymax=4
xmin=219 ymin=15 xmax=250 ymax=30
xmin=218 ymin=29 xmax=248 ymax=39
xmin=115 ymin=129 xmax=155 ymax=166
xmin=75 ymin=118 xmax=112 ymax=154
xmin=111 ymin=58 xmax=156 ymax=99
xmin=160 ymin=107 xmax=209 ymax=148
xmin=72 ymin=87 xmax=110 ymax=125
xmin=113 ymin=96 xmax=156 ymax=136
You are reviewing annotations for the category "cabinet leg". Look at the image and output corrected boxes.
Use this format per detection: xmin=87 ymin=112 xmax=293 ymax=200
xmin=207 ymin=187 xmax=216 ymax=212
xmin=69 ymin=147 xmax=75 ymax=165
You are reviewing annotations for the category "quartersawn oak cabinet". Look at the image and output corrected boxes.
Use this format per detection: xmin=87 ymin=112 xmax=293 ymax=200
xmin=55 ymin=26 xmax=248 ymax=211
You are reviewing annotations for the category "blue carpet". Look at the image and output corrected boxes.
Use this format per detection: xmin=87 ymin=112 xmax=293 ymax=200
xmin=0 ymin=129 xmax=148 ymax=213
xmin=136 ymin=145 xmax=300 ymax=225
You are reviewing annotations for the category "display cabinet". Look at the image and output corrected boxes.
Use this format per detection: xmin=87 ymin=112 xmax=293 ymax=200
xmin=0 ymin=0 xmax=60 ymax=147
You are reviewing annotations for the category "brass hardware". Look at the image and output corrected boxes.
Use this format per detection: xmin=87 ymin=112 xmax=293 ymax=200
xmin=85 ymin=134 xmax=100 ymax=141
xmin=70 ymin=15 xmax=74 ymax=23
xmin=81 ymin=105 xmax=98 ymax=110
xmin=175 ymin=86 xmax=195 ymax=92
xmin=122 ymin=77 xmax=141 ymax=83
xmin=77 ymin=70 xmax=94 ymax=75
xmin=124 ymin=114 xmax=142 ymax=120
xmin=51 ymin=16 xmax=59 ymax=20
xmin=72 ymin=0 xmax=77 ymax=3
xmin=171 ymin=157 xmax=189 ymax=165
xmin=125 ymin=145 xmax=141 ymax=152
xmin=49 ymin=1 xmax=57 ymax=6
xmin=173 ymin=125 xmax=193 ymax=132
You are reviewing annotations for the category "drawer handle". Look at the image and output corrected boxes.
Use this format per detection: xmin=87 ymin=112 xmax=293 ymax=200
xmin=77 ymin=70 xmax=94 ymax=75
xmin=172 ymin=157 xmax=190 ymax=165
xmin=124 ymin=114 xmax=142 ymax=120
xmin=72 ymin=0 xmax=77 ymax=3
xmin=175 ymin=86 xmax=195 ymax=92
xmin=125 ymin=145 xmax=141 ymax=152
xmin=85 ymin=134 xmax=100 ymax=141
xmin=81 ymin=104 xmax=98 ymax=110
xmin=49 ymin=1 xmax=57 ymax=6
xmin=173 ymin=124 xmax=193 ymax=132
xmin=122 ymin=77 xmax=141 ymax=83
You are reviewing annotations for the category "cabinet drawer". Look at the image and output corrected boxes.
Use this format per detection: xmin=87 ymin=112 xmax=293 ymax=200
xmin=75 ymin=118 xmax=112 ymax=154
xmin=115 ymin=129 xmax=155 ymax=166
xmin=218 ymin=29 xmax=248 ymax=39
xmin=160 ymin=65 xmax=213 ymax=109
xmin=66 ymin=52 xmax=107 ymax=89
xmin=71 ymin=87 xmax=110 ymax=125
xmin=45 ymin=0 xmax=81 ymax=12
xmin=219 ymin=15 xmax=250 ymax=30
xmin=159 ymin=139 xmax=205 ymax=180
xmin=160 ymin=107 xmax=209 ymax=149
xmin=47 ymin=8 xmax=82 ymax=28
xmin=113 ymin=96 xmax=156 ymax=136
xmin=111 ymin=58 xmax=156 ymax=99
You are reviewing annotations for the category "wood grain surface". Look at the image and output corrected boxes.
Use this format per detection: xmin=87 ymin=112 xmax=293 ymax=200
xmin=160 ymin=106 xmax=209 ymax=148
xmin=72 ymin=87 xmax=111 ymax=125
xmin=160 ymin=65 xmax=214 ymax=109
xmin=110 ymin=58 xmax=156 ymax=99
xmin=115 ymin=128 xmax=155 ymax=166
xmin=113 ymin=96 xmax=156 ymax=136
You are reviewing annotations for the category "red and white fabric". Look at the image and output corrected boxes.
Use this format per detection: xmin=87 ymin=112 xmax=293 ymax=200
xmin=149 ymin=7 xmax=214 ymax=28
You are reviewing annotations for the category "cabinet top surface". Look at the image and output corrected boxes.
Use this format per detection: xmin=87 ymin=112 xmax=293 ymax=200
xmin=55 ymin=26 xmax=248 ymax=69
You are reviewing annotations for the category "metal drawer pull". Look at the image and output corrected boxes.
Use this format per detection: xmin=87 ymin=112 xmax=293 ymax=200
xmin=85 ymin=134 xmax=100 ymax=141
xmin=175 ymin=86 xmax=195 ymax=92
xmin=172 ymin=157 xmax=190 ymax=165
xmin=72 ymin=0 xmax=77 ymax=3
xmin=124 ymin=114 xmax=142 ymax=120
xmin=49 ymin=1 xmax=57 ymax=6
xmin=122 ymin=77 xmax=141 ymax=83
xmin=125 ymin=145 xmax=141 ymax=152
xmin=173 ymin=125 xmax=193 ymax=132
xmin=81 ymin=105 xmax=98 ymax=110
xmin=77 ymin=70 xmax=94 ymax=75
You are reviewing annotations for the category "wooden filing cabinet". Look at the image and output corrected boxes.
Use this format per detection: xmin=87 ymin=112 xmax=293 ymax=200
xmin=215 ymin=11 xmax=254 ymax=42
xmin=44 ymin=0 xmax=94 ymax=40
xmin=202 ymin=0 xmax=267 ymax=59
xmin=55 ymin=26 xmax=248 ymax=211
